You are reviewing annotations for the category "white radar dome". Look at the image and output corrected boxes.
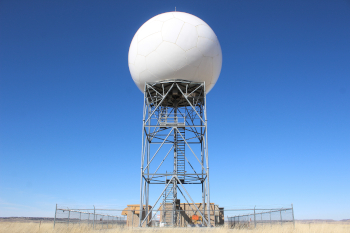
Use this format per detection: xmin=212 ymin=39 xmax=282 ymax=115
xmin=128 ymin=12 xmax=222 ymax=93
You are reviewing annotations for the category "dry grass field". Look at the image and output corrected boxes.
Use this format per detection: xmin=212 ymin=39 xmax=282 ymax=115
xmin=0 ymin=222 xmax=349 ymax=233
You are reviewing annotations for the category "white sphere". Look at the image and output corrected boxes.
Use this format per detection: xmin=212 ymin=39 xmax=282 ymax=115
xmin=128 ymin=12 xmax=222 ymax=93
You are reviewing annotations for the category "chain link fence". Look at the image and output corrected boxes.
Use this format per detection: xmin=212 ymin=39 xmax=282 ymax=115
xmin=54 ymin=205 xmax=126 ymax=229
xmin=53 ymin=204 xmax=294 ymax=228
xmin=227 ymin=206 xmax=295 ymax=229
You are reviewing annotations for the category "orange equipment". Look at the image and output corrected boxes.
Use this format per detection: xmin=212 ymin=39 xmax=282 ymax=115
xmin=191 ymin=214 xmax=202 ymax=224
xmin=192 ymin=215 xmax=199 ymax=221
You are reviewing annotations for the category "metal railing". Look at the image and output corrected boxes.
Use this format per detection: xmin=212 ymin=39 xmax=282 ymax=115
xmin=158 ymin=113 xmax=186 ymax=127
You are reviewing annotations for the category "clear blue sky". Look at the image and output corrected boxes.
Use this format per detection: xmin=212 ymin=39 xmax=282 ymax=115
xmin=0 ymin=0 xmax=349 ymax=220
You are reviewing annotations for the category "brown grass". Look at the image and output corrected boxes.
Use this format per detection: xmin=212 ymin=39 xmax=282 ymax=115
xmin=0 ymin=222 xmax=349 ymax=233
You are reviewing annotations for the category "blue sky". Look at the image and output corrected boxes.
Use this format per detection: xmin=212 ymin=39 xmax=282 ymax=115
xmin=0 ymin=0 xmax=349 ymax=220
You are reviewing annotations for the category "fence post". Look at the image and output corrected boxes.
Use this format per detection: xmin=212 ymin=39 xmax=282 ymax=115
xmin=280 ymin=210 xmax=282 ymax=226
xmin=79 ymin=212 xmax=81 ymax=226
xmin=270 ymin=211 xmax=271 ymax=226
xmin=93 ymin=205 xmax=95 ymax=229
xmin=132 ymin=210 xmax=134 ymax=228
xmin=53 ymin=204 xmax=57 ymax=229
xmin=254 ymin=206 xmax=256 ymax=228
xmin=68 ymin=209 xmax=70 ymax=226
xmin=107 ymin=215 xmax=109 ymax=229
xmin=291 ymin=204 xmax=295 ymax=229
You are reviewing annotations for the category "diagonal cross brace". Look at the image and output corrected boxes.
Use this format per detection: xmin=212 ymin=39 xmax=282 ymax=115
xmin=145 ymin=83 xmax=174 ymax=124
xmin=143 ymin=128 xmax=174 ymax=172
xmin=149 ymin=145 xmax=174 ymax=181
xmin=174 ymin=176 xmax=208 ymax=225
xmin=141 ymin=176 xmax=175 ymax=226
xmin=176 ymin=83 xmax=205 ymax=124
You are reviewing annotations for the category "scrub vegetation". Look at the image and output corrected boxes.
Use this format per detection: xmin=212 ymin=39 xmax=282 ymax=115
xmin=0 ymin=222 xmax=349 ymax=233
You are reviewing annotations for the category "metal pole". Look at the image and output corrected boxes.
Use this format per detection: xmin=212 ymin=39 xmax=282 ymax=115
xmin=79 ymin=212 xmax=81 ymax=226
xmin=107 ymin=215 xmax=109 ymax=229
xmin=203 ymin=174 xmax=206 ymax=225
xmin=204 ymin=85 xmax=210 ymax=227
xmin=146 ymin=143 xmax=150 ymax=227
xmin=280 ymin=210 xmax=282 ymax=226
xmin=173 ymin=102 xmax=176 ymax=228
xmin=132 ymin=210 xmax=134 ymax=228
xmin=145 ymin=106 xmax=151 ymax=227
xmin=147 ymin=106 xmax=152 ymax=227
xmin=67 ymin=209 xmax=70 ymax=226
xmin=139 ymin=85 xmax=147 ymax=227
xmin=173 ymin=130 xmax=176 ymax=227
xmin=254 ymin=206 xmax=256 ymax=228
xmin=53 ymin=204 xmax=57 ymax=229
xmin=163 ymin=176 xmax=166 ymax=225
xmin=143 ymin=180 xmax=147 ymax=226
xmin=139 ymin=155 xmax=145 ymax=227
xmin=93 ymin=205 xmax=95 ymax=229
xmin=201 ymin=104 xmax=205 ymax=222
xmin=292 ymin=204 xmax=295 ymax=229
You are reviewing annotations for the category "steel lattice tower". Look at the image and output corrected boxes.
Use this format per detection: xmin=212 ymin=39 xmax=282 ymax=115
xmin=139 ymin=80 xmax=211 ymax=227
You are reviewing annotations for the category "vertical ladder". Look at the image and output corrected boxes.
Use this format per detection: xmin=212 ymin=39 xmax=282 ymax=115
xmin=176 ymin=127 xmax=186 ymax=182
xmin=162 ymin=177 xmax=174 ymax=225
